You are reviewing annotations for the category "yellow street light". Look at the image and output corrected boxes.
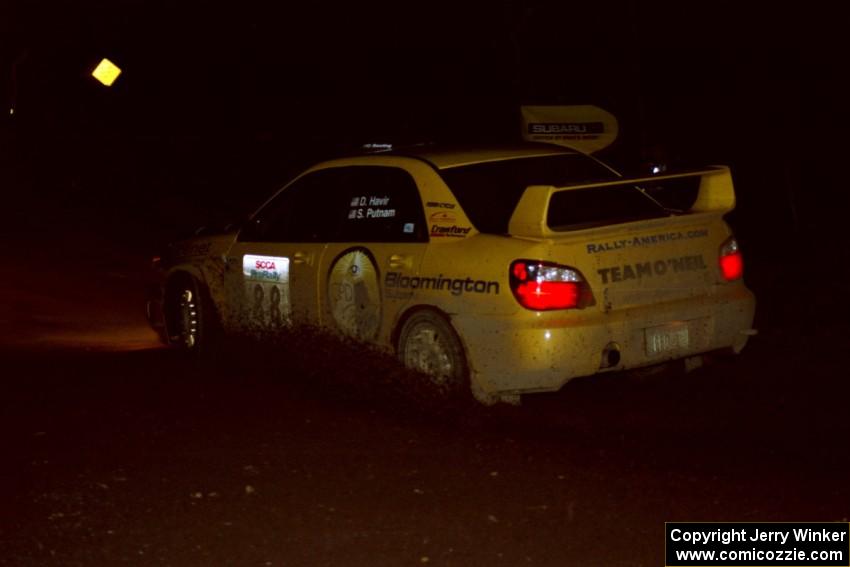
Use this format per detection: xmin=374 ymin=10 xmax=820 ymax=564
xmin=92 ymin=58 xmax=122 ymax=87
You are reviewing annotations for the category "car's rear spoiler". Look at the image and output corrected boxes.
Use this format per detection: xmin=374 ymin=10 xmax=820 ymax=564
xmin=508 ymin=166 xmax=734 ymax=239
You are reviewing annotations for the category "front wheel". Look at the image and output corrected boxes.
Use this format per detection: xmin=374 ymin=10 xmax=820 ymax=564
xmin=397 ymin=310 xmax=469 ymax=399
xmin=165 ymin=275 xmax=216 ymax=355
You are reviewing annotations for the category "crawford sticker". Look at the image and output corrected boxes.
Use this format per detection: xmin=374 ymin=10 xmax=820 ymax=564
xmin=429 ymin=211 xmax=469 ymax=237
xmin=597 ymin=255 xmax=707 ymax=284
xmin=430 ymin=225 xmax=472 ymax=237
xmin=385 ymin=272 xmax=499 ymax=296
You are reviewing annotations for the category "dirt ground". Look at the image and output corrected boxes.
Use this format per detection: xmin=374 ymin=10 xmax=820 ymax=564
xmin=2 ymin=219 xmax=849 ymax=566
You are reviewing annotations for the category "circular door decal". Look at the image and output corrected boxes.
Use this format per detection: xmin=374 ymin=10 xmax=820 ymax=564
xmin=327 ymin=248 xmax=381 ymax=340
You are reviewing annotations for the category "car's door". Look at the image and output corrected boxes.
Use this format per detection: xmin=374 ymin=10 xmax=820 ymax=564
xmin=317 ymin=165 xmax=429 ymax=345
xmin=222 ymin=168 xmax=342 ymax=333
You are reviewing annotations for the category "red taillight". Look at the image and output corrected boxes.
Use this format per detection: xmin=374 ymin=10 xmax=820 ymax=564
xmin=509 ymin=260 xmax=589 ymax=311
xmin=719 ymin=237 xmax=744 ymax=281
xmin=512 ymin=262 xmax=528 ymax=281
xmin=515 ymin=281 xmax=581 ymax=310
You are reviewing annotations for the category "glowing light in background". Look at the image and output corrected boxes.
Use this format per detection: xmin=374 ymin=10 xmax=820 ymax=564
xmin=92 ymin=58 xmax=122 ymax=86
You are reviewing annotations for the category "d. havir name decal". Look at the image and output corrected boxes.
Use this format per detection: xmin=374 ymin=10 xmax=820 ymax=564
xmin=347 ymin=195 xmax=396 ymax=220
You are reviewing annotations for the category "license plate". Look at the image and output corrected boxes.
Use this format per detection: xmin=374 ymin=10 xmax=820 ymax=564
xmin=645 ymin=323 xmax=689 ymax=356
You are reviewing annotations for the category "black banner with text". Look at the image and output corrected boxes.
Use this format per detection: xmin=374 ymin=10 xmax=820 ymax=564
xmin=666 ymin=523 xmax=849 ymax=566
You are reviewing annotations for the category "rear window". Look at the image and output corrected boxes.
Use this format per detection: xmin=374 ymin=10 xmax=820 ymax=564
xmin=438 ymin=154 xmax=616 ymax=234
xmin=547 ymin=175 xmax=701 ymax=231
xmin=546 ymin=186 xmax=668 ymax=231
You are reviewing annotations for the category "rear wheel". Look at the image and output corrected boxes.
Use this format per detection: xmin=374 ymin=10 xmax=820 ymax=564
xmin=397 ymin=310 xmax=469 ymax=399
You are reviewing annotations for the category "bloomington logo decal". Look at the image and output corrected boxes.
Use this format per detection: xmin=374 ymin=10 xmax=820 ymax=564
xmin=385 ymin=272 xmax=499 ymax=296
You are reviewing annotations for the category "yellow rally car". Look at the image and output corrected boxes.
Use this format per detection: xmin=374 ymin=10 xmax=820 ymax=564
xmin=149 ymin=144 xmax=756 ymax=404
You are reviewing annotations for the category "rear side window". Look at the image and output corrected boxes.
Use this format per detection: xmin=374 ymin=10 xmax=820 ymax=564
xmin=438 ymin=154 xmax=615 ymax=234
xmin=334 ymin=167 xmax=427 ymax=243
xmin=240 ymin=166 xmax=427 ymax=243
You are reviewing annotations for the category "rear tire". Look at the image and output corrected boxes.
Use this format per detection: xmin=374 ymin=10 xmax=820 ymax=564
xmin=397 ymin=310 xmax=469 ymax=399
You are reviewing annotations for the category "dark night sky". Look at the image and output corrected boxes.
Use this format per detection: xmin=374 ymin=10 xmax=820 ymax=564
xmin=8 ymin=1 xmax=843 ymax=136
xmin=3 ymin=1 xmax=849 ymax=249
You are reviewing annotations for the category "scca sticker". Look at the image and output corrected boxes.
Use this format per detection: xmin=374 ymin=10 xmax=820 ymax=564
xmin=242 ymin=255 xmax=291 ymax=326
xmin=243 ymin=255 xmax=289 ymax=282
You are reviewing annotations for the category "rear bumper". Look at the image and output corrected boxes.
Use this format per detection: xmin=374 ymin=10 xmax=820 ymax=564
xmin=453 ymin=284 xmax=756 ymax=395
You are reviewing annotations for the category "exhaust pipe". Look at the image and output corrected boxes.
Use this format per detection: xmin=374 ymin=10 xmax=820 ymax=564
xmin=600 ymin=342 xmax=621 ymax=369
